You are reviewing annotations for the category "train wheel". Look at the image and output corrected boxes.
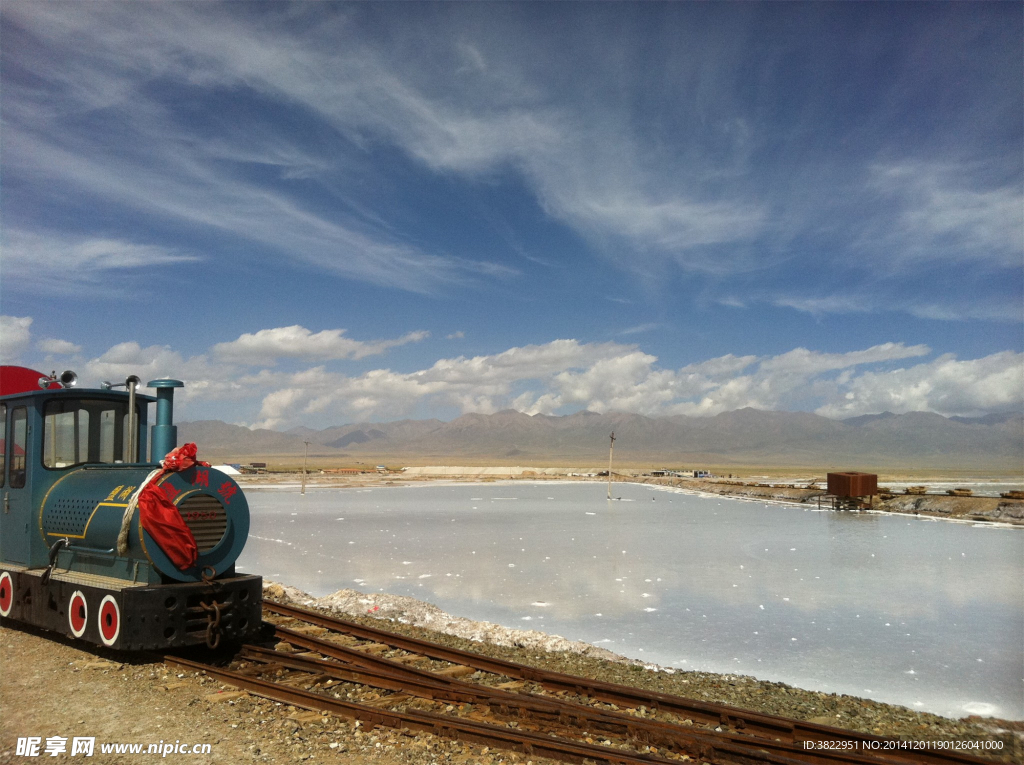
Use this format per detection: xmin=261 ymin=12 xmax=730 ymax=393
xmin=0 ymin=572 xmax=12 ymax=617
xmin=98 ymin=595 xmax=120 ymax=647
xmin=68 ymin=590 xmax=88 ymax=638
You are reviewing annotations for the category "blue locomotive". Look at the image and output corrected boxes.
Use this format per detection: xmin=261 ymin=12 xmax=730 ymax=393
xmin=0 ymin=366 xmax=261 ymax=650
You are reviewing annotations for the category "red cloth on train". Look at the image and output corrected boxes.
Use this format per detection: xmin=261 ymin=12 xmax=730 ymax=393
xmin=138 ymin=483 xmax=198 ymax=569
xmin=137 ymin=443 xmax=208 ymax=570
xmin=161 ymin=442 xmax=210 ymax=471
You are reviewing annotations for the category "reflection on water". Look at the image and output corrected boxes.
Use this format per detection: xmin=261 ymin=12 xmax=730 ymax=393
xmin=238 ymin=481 xmax=1023 ymax=720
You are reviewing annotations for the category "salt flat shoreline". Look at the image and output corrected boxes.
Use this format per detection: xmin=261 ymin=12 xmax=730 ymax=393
xmin=236 ymin=471 xmax=1024 ymax=526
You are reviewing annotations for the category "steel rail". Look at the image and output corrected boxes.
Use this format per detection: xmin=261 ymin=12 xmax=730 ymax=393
xmin=253 ymin=634 xmax=919 ymax=765
xmin=244 ymin=643 xmax=808 ymax=763
xmin=165 ymin=654 xmax=801 ymax=765
xmin=264 ymin=600 xmax=994 ymax=765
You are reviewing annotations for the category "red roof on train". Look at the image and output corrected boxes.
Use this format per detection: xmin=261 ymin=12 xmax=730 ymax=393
xmin=0 ymin=366 xmax=62 ymax=397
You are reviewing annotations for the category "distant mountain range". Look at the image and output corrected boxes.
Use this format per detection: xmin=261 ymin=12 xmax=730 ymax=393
xmin=178 ymin=408 xmax=1023 ymax=470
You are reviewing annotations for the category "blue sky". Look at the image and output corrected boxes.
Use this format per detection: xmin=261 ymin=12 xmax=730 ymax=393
xmin=1 ymin=2 xmax=1021 ymax=428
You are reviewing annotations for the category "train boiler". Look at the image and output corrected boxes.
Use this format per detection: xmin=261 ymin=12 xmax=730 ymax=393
xmin=0 ymin=366 xmax=262 ymax=650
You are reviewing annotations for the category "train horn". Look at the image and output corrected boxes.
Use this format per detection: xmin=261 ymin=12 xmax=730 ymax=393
xmin=59 ymin=370 xmax=78 ymax=388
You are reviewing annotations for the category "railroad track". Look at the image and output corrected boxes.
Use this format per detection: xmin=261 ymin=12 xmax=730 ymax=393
xmin=165 ymin=601 xmax=998 ymax=765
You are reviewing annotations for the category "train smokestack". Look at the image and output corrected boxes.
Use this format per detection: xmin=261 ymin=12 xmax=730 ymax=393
xmin=148 ymin=378 xmax=184 ymax=462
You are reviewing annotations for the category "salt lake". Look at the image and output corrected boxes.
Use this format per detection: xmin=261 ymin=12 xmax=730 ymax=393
xmin=237 ymin=481 xmax=1023 ymax=720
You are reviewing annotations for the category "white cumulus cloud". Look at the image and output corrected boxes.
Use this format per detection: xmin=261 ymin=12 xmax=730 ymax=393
xmin=38 ymin=338 xmax=82 ymax=355
xmin=816 ymin=351 xmax=1024 ymax=419
xmin=7 ymin=317 xmax=1020 ymax=428
xmin=212 ymin=326 xmax=429 ymax=365
xmin=250 ymin=339 xmax=637 ymax=428
xmin=0 ymin=316 xmax=33 ymax=362
xmin=248 ymin=340 xmax=984 ymax=427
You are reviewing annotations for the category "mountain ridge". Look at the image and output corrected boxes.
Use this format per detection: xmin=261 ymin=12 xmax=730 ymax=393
xmin=178 ymin=408 xmax=1023 ymax=470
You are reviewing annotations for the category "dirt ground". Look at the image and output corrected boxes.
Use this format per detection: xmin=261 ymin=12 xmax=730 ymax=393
xmin=0 ymin=620 xmax=562 ymax=765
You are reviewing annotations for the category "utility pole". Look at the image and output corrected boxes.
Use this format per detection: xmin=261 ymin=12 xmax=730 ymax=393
xmin=301 ymin=441 xmax=311 ymax=495
xmin=607 ymin=432 xmax=616 ymax=499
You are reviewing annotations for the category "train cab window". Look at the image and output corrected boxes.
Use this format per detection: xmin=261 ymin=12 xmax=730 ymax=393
xmin=44 ymin=406 xmax=89 ymax=467
xmin=99 ymin=409 xmax=119 ymax=463
xmin=43 ymin=399 xmax=131 ymax=469
xmin=10 ymin=407 xmax=27 ymax=488
xmin=0 ymin=404 xmax=6 ymax=488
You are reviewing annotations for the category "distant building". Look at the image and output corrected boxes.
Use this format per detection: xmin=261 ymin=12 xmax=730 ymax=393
xmin=824 ymin=472 xmax=878 ymax=510
xmin=826 ymin=472 xmax=877 ymax=498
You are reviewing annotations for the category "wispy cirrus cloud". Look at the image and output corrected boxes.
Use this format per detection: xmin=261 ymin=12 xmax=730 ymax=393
xmin=1 ymin=3 xmax=1019 ymax=334
xmin=864 ymin=162 xmax=1023 ymax=270
xmin=617 ymin=323 xmax=661 ymax=336
xmin=4 ymin=127 xmax=513 ymax=295
xmin=0 ymin=3 xmax=774 ymax=291
xmin=2 ymin=227 xmax=198 ymax=292
xmin=772 ymin=291 xmax=1023 ymax=324
xmin=2 ymin=5 xmax=519 ymax=295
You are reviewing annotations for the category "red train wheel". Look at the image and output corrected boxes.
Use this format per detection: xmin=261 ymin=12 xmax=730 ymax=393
xmin=0 ymin=572 xmax=12 ymax=617
xmin=68 ymin=591 xmax=88 ymax=638
xmin=98 ymin=595 xmax=120 ymax=646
